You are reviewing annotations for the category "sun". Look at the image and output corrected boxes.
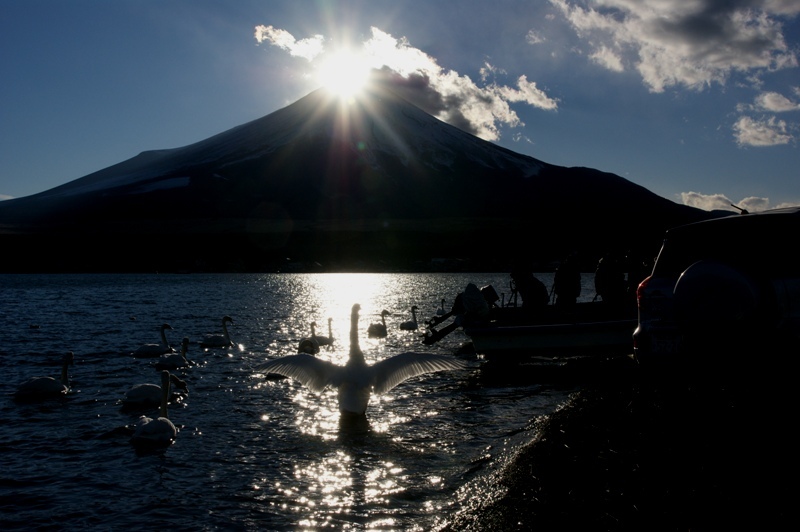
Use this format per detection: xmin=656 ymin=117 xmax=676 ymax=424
xmin=315 ymin=49 xmax=373 ymax=99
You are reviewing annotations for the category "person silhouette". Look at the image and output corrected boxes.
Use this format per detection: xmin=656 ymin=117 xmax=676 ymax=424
xmin=553 ymin=254 xmax=581 ymax=307
xmin=594 ymin=252 xmax=626 ymax=307
xmin=510 ymin=265 xmax=549 ymax=308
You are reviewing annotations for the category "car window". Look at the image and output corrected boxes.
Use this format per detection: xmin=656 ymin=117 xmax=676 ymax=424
xmin=652 ymin=209 xmax=800 ymax=278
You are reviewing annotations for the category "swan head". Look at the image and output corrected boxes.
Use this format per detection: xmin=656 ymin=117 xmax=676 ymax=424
xmin=299 ymin=338 xmax=320 ymax=355
xmin=223 ymin=316 xmax=233 ymax=323
xmin=161 ymin=323 xmax=173 ymax=331
xmin=169 ymin=373 xmax=189 ymax=394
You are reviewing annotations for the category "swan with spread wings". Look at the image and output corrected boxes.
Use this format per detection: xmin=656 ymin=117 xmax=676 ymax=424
xmin=256 ymin=303 xmax=467 ymax=417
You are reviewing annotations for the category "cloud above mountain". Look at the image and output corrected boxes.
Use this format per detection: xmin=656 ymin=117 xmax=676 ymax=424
xmin=680 ymin=191 xmax=799 ymax=213
xmin=253 ymin=5 xmax=798 ymax=213
xmin=254 ymin=25 xmax=559 ymax=142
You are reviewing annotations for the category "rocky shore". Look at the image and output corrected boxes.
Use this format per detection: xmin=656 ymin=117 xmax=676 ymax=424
xmin=437 ymin=360 xmax=792 ymax=531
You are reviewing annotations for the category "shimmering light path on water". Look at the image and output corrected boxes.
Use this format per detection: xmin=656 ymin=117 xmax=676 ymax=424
xmin=0 ymin=273 xmax=597 ymax=530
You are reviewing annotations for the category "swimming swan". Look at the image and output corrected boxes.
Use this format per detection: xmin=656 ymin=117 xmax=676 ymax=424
xmin=154 ymin=337 xmax=192 ymax=370
xmin=15 ymin=351 xmax=74 ymax=402
xmin=298 ymin=338 xmax=321 ymax=355
xmin=399 ymin=305 xmax=419 ymax=330
xmin=367 ymin=310 xmax=390 ymax=338
xmin=201 ymin=316 xmax=234 ymax=348
xmin=132 ymin=323 xmax=175 ymax=358
xmin=122 ymin=372 xmax=189 ymax=411
xmin=313 ymin=318 xmax=334 ymax=347
xmin=130 ymin=370 xmax=178 ymax=447
xmin=257 ymin=303 xmax=467 ymax=416
xmin=436 ymin=298 xmax=447 ymax=316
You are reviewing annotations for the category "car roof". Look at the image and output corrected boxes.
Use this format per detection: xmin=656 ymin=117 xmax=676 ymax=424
xmin=666 ymin=206 xmax=800 ymax=237
xmin=655 ymin=206 xmax=800 ymax=276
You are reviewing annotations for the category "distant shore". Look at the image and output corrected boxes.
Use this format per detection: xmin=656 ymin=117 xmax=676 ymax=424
xmin=437 ymin=361 xmax=792 ymax=531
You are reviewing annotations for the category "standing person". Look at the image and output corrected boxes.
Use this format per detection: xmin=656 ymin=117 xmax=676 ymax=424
xmin=511 ymin=264 xmax=550 ymax=308
xmin=594 ymin=252 xmax=626 ymax=307
xmin=553 ymin=254 xmax=581 ymax=307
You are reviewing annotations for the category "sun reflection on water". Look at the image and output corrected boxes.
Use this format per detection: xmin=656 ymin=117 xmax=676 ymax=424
xmin=247 ymin=272 xmax=542 ymax=528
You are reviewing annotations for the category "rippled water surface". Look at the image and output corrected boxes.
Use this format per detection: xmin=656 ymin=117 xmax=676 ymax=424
xmin=0 ymin=273 xmax=593 ymax=530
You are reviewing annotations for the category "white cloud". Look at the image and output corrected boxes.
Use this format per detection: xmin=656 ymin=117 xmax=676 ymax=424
xmin=254 ymin=26 xmax=559 ymax=141
xmin=774 ymin=201 xmax=800 ymax=209
xmin=681 ymin=191 xmax=739 ymax=211
xmin=254 ymin=25 xmax=324 ymax=61
xmin=589 ymin=45 xmax=623 ymax=72
xmin=680 ymin=191 xmax=772 ymax=212
xmin=733 ymin=115 xmax=793 ymax=146
xmin=754 ymin=91 xmax=800 ymax=112
xmin=736 ymin=196 xmax=773 ymax=213
xmin=498 ymin=75 xmax=559 ymax=110
xmin=549 ymin=0 xmax=799 ymax=93
xmin=526 ymin=30 xmax=545 ymax=45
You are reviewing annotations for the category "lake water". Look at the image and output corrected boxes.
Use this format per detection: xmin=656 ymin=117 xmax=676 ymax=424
xmin=0 ymin=272 xmax=598 ymax=530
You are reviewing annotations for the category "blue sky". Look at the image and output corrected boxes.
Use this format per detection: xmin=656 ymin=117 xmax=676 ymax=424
xmin=2 ymin=0 xmax=798 ymax=212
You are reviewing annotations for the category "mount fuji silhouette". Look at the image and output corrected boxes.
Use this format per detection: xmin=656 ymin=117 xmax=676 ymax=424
xmin=0 ymin=81 xmax=720 ymax=273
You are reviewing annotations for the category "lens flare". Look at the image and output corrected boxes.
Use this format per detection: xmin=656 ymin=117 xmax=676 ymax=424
xmin=315 ymin=49 xmax=372 ymax=99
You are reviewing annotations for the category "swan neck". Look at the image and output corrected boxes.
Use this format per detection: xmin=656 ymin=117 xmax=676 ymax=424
xmin=160 ymin=327 xmax=171 ymax=348
xmin=160 ymin=374 xmax=170 ymax=418
xmin=61 ymin=358 xmax=70 ymax=386
xmin=350 ymin=307 xmax=360 ymax=351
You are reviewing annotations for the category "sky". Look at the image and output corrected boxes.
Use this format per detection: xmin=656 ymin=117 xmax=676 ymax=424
xmin=2 ymin=1 xmax=798 ymax=213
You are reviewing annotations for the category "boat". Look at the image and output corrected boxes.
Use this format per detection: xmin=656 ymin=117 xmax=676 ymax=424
xmin=463 ymin=312 xmax=636 ymax=359
xmin=423 ymin=282 xmax=637 ymax=361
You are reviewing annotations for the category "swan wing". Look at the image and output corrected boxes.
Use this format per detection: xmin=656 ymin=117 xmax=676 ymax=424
xmin=153 ymin=353 xmax=188 ymax=370
xmin=370 ymin=353 xmax=467 ymax=395
xmin=124 ymin=383 xmax=160 ymax=403
xmin=133 ymin=343 xmax=171 ymax=357
xmin=15 ymin=377 xmax=67 ymax=400
xmin=256 ymin=354 xmax=340 ymax=393
xmin=132 ymin=416 xmax=177 ymax=444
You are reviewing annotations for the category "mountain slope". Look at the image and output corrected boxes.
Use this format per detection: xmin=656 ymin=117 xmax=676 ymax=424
xmin=0 ymin=84 xmax=718 ymax=272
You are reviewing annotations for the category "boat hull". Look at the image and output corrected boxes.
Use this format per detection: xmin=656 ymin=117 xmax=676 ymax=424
xmin=463 ymin=317 xmax=637 ymax=359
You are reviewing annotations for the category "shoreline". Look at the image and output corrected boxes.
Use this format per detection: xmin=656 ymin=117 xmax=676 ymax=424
xmin=437 ymin=362 xmax=792 ymax=530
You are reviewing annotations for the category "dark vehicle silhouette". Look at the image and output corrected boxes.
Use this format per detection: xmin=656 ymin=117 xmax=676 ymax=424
xmin=633 ymin=206 xmax=800 ymax=368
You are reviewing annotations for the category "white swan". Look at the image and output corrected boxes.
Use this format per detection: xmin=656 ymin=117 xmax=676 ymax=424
xmin=367 ymin=310 xmax=390 ymax=338
xmin=122 ymin=372 xmax=189 ymax=411
xmin=436 ymin=298 xmax=447 ymax=316
xmin=154 ymin=337 xmax=192 ymax=371
xmin=130 ymin=370 xmax=178 ymax=447
xmin=298 ymin=322 xmax=321 ymax=355
xmin=313 ymin=318 xmax=334 ymax=347
xmin=399 ymin=305 xmax=419 ymax=330
xmin=14 ymin=352 xmax=74 ymax=402
xmin=298 ymin=338 xmax=320 ymax=355
xmin=201 ymin=316 xmax=234 ymax=348
xmin=132 ymin=323 xmax=175 ymax=358
xmin=257 ymin=303 xmax=467 ymax=417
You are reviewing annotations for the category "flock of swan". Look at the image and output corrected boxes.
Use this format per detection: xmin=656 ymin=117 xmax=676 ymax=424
xmin=13 ymin=315 xmax=239 ymax=450
xmin=13 ymin=300 xmax=464 ymax=448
